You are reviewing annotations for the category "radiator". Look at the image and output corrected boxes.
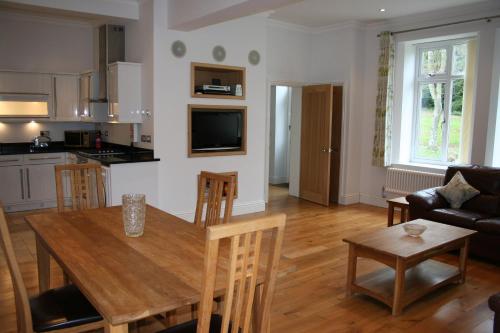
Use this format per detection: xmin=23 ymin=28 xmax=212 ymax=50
xmin=384 ymin=168 xmax=444 ymax=195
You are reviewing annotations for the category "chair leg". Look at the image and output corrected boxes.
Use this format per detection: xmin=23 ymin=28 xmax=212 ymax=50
xmin=191 ymin=303 xmax=197 ymax=320
xmin=63 ymin=272 xmax=71 ymax=285
xmin=164 ymin=310 xmax=177 ymax=327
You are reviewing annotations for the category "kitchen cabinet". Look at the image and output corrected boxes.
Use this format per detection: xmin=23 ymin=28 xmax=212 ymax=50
xmin=0 ymin=153 xmax=65 ymax=212
xmin=53 ymin=74 xmax=80 ymax=121
xmin=0 ymin=166 xmax=25 ymax=206
xmin=108 ymin=62 xmax=143 ymax=123
xmin=0 ymin=71 xmax=52 ymax=118
xmin=0 ymin=71 xmax=52 ymax=94
xmin=79 ymin=71 xmax=107 ymax=122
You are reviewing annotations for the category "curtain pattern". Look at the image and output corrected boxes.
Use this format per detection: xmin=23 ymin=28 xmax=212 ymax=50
xmin=372 ymin=31 xmax=395 ymax=167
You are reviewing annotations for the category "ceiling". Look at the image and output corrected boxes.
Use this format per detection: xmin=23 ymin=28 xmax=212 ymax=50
xmin=269 ymin=0 xmax=493 ymax=27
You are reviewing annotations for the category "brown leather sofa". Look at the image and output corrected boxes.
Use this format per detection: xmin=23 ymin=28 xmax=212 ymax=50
xmin=406 ymin=165 xmax=500 ymax=263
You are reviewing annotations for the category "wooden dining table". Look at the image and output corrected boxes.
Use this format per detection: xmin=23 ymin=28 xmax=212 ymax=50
xmin=25 ymin=205 xmax=252 ymax=333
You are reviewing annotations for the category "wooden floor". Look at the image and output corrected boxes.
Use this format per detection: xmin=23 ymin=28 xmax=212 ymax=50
xmin=1 ymin=185 xmax=498 ymax=332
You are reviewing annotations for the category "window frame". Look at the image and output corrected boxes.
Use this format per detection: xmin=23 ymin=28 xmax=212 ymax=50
xmin=410 ymin=38 xmax=470 ymax=165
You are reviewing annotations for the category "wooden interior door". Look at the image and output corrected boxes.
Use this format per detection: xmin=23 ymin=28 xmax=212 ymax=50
xmin=299 ymin=84 xmax=334 ymax=205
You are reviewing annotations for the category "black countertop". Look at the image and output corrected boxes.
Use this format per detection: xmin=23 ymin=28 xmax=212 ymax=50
xmin=0 ymin=141 xmax=160 ymax=166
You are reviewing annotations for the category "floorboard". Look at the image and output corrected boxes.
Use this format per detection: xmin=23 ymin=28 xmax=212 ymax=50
xmin=0 ymin=185 xmax=497 ymax=332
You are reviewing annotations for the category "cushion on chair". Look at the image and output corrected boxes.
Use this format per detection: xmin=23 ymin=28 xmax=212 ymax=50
xmin=30 ymin=284 xmax=102 ymax=332
xmin=158 ymin=314 xmax=229 ymax=333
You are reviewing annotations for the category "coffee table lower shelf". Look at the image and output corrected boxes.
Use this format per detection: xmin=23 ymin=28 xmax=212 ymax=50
xmin=352 ymin=259 xmax=460 ymax=312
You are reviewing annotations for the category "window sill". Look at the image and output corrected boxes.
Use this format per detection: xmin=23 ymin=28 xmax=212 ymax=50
xmin=391 ymin=162 xmax=447 ymax=174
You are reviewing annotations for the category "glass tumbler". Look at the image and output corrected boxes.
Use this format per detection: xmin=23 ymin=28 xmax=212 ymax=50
xmin=122 ymin=194 xmax=146 ymax=237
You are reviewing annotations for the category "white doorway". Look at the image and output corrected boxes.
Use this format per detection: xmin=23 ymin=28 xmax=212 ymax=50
xmin=268 ymin=85 xmax=302 ymax=198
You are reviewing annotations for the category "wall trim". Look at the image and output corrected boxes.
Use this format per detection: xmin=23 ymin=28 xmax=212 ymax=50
xmin=269 ymin=176 xmax=288 ymax=184
xmin=359 ymin=193 xmax=387 ymax=208
xmin=338 ymin=192 xmax=360 ymax=205
xmin=172 ymin=200 xmax=266 ymax=222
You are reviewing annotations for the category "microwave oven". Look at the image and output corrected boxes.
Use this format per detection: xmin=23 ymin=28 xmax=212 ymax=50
xmin=64 ymin=130 xmax=98 ymax=148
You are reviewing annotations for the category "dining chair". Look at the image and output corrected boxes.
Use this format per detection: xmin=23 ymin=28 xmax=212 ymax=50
xmin=0 ymin=205 xmax=104 ymax=333
xmin=55 ymin=164 xmax=106 ymax=212
xmin=158 ymin=213 xmax=286 ymax=333
xmin=194 ymin=171 xmax=236 ymax=228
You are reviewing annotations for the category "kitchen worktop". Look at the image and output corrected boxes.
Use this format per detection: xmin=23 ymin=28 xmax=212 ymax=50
xmin=0 ymin=141 xmax=159 ymax=166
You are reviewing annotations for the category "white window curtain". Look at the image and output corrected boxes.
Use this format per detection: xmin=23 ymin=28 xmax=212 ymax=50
xmin=372 ymin=31 xmax=395 ymax=167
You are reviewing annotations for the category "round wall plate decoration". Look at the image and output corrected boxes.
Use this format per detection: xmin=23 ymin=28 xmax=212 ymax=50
xmin=248 ymin=50 xmax=260 ymax=65
xmin=212 ymin=45 xmax=226 ymax=62
xmin=171 ymin=40 xmax=186 ymax=58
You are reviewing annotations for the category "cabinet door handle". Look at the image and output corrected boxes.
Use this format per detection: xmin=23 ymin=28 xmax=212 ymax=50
xmin=20 ymin=169 xmax=24 ymax=200
xmin=28 ymin=157 xmax=62 ymax=161
xmin=26 ymin=168 xmax=31 ymax=199
xmin=0 ymin=159 xmax=20 ymax=163
xmin=53 ymin=76 xmax=58 ymax=118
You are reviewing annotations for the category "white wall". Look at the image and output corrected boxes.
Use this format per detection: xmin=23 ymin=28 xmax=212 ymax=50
xmin=0 ymin=11 xmax=97 ymax=143
xmin=487 ymin=28 xmax=500 ymax=166
xmin=359 ymin=5 xmax=500 ymax=207
xmin=288 ymin=87 xmax=302 ymax=197
xmin=269 ymin=86 xmax=290 ymax=184
xmin=151 ymin=0 xmax=267 ymax=219
xmin=308 ymin=23 xmax=366 ymax=205
xmin=266 ymin=20 xmax=311 ymax=83
xmin=0 ymin=12 xmax=93 ymax=73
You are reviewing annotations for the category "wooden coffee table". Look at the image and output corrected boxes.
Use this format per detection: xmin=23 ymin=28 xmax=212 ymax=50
xmin=343 ymin=219 xmax=477 ymax=315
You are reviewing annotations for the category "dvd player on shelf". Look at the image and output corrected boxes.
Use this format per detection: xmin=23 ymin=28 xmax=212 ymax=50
xmin=195 ymin=84 xmax=233 ymax=95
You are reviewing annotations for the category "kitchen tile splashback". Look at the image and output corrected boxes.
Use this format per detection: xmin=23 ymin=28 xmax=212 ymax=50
xmin=0 ymin=122 xmax=96 ymax=143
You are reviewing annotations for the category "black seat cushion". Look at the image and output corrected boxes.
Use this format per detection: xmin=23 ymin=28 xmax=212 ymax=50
xmin=426 ymin=208 xmax=490 ymax=229
xmin=158 ymin=314 xmax=231 ymax=333
xmin=30 ymin=284 xmax=102 ymax=332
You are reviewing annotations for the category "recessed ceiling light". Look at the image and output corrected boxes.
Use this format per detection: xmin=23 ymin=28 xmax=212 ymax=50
xmin=380 ymin=8 xmax=386 ymax=12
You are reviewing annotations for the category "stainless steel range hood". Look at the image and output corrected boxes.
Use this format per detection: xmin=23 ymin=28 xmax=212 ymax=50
xmin=98 ymin=24 xmax=125 ymax=101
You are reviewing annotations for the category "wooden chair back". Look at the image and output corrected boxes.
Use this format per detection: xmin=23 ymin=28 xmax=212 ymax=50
xmin=0 ymin=205 xmax=34 ymax=333
xmin=197 ymin=213 xmax=286 ymax=333
xmin=55 ymin=164 xmax=106 ymax=212
xmin=194 ymin=171 xmax=236 ymax=228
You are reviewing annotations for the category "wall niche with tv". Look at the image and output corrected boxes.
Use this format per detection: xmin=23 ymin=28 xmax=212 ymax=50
xmin=188 ymin=104 xmax=247 ymax=157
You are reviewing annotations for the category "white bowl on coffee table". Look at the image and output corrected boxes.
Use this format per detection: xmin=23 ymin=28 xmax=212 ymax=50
xmin=403 ymin=223 xmax=427 ymax=237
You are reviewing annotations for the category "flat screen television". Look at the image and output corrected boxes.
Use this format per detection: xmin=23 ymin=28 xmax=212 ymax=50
xmin=190 ymin=109 xmax=244 ymax=152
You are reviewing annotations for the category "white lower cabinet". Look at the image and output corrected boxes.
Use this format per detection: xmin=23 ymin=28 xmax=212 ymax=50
xmin=0 ymin=166 xmax=25 ymax=206
xmin=0 ymin=153 xmax=65 ymax=212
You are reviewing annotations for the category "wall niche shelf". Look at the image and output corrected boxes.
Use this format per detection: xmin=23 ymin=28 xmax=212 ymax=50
xmin=191 ymin=62 xmax=246 ymax=100
xmin=188 ymin=104 xmax=247 ymax=158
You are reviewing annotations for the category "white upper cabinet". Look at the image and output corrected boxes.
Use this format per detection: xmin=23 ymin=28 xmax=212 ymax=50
xmin=53 ymin=74 xmax=80 ymax=121
xmin=0 ymin=71 xmax=51 ymax=94
xmin=0 ymin=71 xmax=52 ymax=118
xmin=108 ymin=62 xmax=143 ymax=123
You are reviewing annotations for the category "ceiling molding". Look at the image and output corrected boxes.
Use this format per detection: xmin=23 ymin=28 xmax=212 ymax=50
xmin=0 ymin=7 xmax=95 ymax=28
xmin=382 ymin=0 xmax=500 ymax=32
xmin=310 ymin=20 xmax=367 ymax=34
xmin=266 ymin=18 xmax=313 ymax=33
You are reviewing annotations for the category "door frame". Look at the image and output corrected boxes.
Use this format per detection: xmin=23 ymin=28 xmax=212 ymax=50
xmin=264 ymin=79 xmax=349 ymax=204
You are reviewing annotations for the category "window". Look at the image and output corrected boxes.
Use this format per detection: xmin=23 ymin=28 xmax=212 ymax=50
xmin=410 ymin=39 xmax=473 ymax=165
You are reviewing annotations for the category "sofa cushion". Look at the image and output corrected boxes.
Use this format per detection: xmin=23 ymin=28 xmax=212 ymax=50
xmin=445 ymin=165 xmax=500 ymax=195
xmin=426 ymin=208 xmax=490 ymax=229
xmin=437 ymin=171 xmax=480 ymax=209
xmin=475 ymin=218 xmax=500 ymax=236
xmin=461 ymin=194 xmax=500 ymax=215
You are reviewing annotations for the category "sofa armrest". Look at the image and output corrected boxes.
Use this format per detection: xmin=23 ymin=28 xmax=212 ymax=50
xmin=406 ymin=187 xmax=448 ymax=215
